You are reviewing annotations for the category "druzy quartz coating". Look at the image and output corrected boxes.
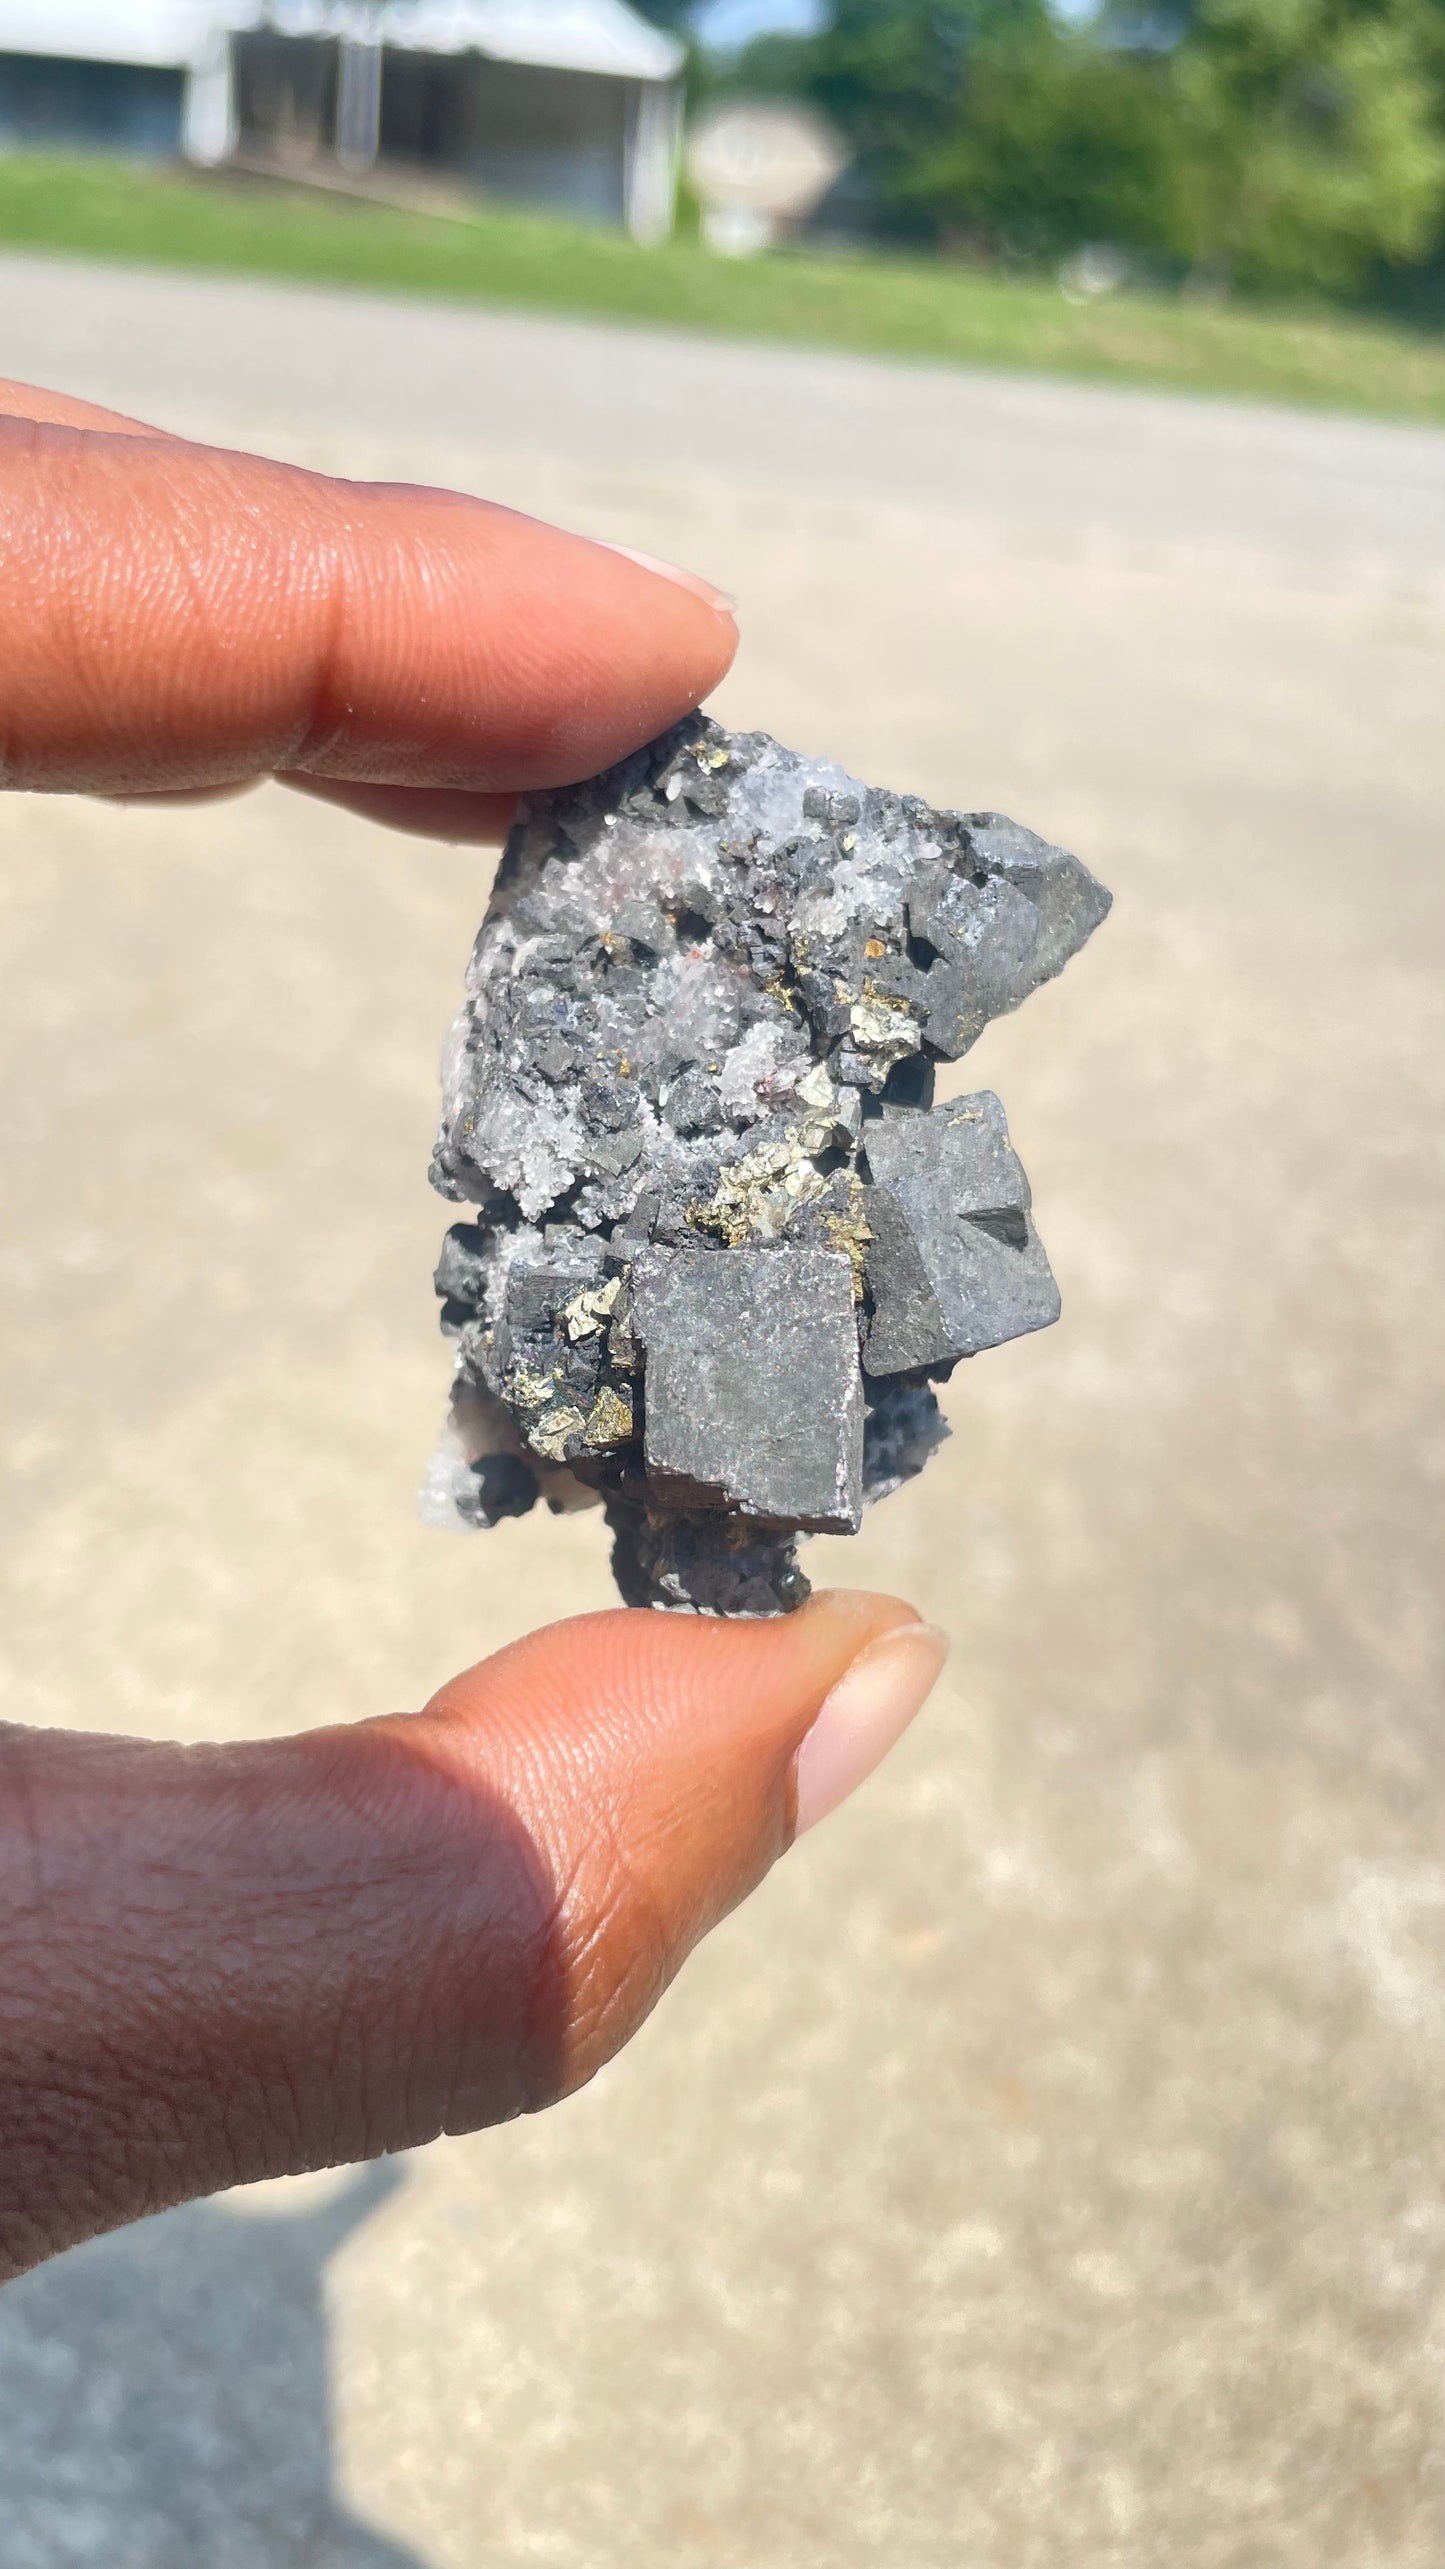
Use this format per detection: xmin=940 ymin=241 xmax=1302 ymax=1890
xmin=423 ymin=715 xmax=1110 ymax=1613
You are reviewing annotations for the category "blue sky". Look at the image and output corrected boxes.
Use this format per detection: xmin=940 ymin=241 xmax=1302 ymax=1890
xmin=693 ymin=0 xmax=1096 ymax=48
xmin=691 ymin=0 xmax=826 ymax=47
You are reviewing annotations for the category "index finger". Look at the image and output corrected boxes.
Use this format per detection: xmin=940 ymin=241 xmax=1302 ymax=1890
xmin=0 ymin=391 xmax=737 ymax=799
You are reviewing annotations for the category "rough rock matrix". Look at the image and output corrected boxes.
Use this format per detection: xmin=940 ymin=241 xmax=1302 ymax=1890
xmin=423 ymin=714 xmax=1110 ymax=1613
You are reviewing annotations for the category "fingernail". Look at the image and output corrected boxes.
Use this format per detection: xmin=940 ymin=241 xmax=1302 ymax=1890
xmin=601 ymin=541 xmax=737 ymax=618
xmin=793 ymin=1622 xmax=950 ymax=1839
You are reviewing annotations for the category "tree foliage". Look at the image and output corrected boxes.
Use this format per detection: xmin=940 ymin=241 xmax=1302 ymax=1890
xmin=1158 ymin=0 xmax=1445 ymax=291
xmin=725 ymin=0 xmax=1445 ymax=298
xmin=902 ymin=23 xmax=1179 ymax=258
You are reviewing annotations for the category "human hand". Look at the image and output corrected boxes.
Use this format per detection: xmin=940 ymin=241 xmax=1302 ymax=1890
xmin=0 ymin=382 xmax=948 ymax=2282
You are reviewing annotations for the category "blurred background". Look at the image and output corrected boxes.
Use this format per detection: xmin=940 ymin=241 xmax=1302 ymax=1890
xmin=0 ymin=5 xmax=1441 ymax=2566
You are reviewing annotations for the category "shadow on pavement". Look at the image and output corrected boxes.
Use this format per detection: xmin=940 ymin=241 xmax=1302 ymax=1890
xmin=0 ymin=2159 xmax=421 ymax=2568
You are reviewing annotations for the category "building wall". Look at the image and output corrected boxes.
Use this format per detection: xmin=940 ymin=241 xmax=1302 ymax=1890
xmin=0 ymin=51 xmax=184 ymax=155
xmin=381 ymin=53 xmax=630 ymax=228
xmin=232 ymin=32 xmax=336 ymax=172
xmin=231 ymin=35 xmax=670 ymax=235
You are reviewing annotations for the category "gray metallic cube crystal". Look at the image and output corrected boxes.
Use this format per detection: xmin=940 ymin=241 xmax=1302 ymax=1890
xmin=862 ymin=1094 xmax=1061 ymax=1374
xmin=632 ymin=1246 xmax=864 ymax=1533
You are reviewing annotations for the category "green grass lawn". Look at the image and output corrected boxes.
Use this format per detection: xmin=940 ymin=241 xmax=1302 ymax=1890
xmin=2 ymin=149 xmax=1443 ymax=426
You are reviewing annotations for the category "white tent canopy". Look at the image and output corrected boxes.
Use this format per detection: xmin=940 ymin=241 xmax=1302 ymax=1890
xmin=0 ymin=0 xmax=682 ymax=82
xmin=0 ymin=2 xmax=243 ymax=67
xmin=244 ymin=0 xmax=681 ymax=82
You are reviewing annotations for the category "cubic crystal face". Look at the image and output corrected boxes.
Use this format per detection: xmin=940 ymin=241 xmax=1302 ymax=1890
xmin=632 ymin=1246 xmax=864 ymax=1532
xmin=426 ymin=714 xmax=1110 ymax=1612
xmin=860 ymin=1094 xmax=1061 ymax=1375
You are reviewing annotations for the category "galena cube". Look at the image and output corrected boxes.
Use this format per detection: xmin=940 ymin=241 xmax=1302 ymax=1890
xmin=861 ymin=1094 xmax=1061 ymax=1375
xmin=631 ymin=1246 xmax=864 ymax=1532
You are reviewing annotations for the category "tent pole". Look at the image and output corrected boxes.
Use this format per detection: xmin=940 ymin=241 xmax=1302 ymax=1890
xmin=625 ymin=76 xmax=682 ymax=245
xmin=336 ymin=32 xmax=383 ymax=172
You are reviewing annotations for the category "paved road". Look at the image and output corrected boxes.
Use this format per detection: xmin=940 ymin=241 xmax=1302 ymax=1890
xmin=0 ymin=254 xmax=1441 ymax=2568
xmin=4 ymin=251 xmax=1443 ymax=576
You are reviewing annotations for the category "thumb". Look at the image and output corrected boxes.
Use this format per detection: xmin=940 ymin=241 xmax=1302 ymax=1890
xmin=0 ymin=1594 xmax=947 ymax=2279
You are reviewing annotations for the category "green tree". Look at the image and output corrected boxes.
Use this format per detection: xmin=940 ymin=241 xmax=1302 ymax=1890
xmin=727 ymin=0 xmax=1445 ymax=297
xmin=902 ymin=24 xmax=1179 ymax=256
xmin=738 ymin=0 xmax=1057 ymax=236
xmin=730 ymin=0 xmax=1179 ymax=253
xmin=1143 ymin=0 xmax=1445 ymax=291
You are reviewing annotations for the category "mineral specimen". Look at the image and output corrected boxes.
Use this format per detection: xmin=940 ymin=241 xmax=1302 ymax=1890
xmin=422 ymin=714 xmax=1110 ymax=1613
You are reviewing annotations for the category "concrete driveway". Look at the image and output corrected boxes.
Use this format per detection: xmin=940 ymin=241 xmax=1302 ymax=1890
xmin=0 ymin=254 xmax=1440 ymax=2568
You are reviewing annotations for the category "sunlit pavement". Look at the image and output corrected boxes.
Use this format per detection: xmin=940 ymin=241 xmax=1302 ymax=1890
xmin=0 ymin=253 xmax=1441 ymax=2568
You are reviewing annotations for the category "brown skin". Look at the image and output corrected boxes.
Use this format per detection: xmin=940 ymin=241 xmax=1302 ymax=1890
xmin=0 ymin=381 xmax=919 ymax=2284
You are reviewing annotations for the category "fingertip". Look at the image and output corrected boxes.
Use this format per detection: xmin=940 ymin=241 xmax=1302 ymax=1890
xmin=789 ymin=1586 xmax=926 ymax=1652
xmin=0 ymin=430 xmax=738 ymax=798
xmin=792 ymin=1619 xmax=950 ymax=1838
xmin=422 ymin=1589 xmax=924 ymax=1773
xmin=302 ymin=495 xmax=740 ymax=795
xmin=296 ymin=1588 xmax=939 ymax=2141
xmin=543 ymin=526 xmax=740 ymax=755
xmin=597 ymin=541 xmax=739 ymax=622
xmin=276 ymin=775 xmax=519 ymax=844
